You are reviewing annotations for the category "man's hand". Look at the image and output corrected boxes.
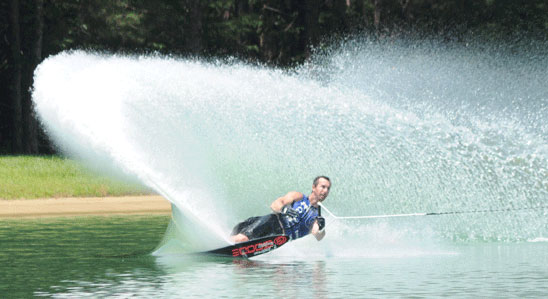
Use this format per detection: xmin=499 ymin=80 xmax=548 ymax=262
xmin=271 ymin=192 xmax=304 ymax=214
xmin=281 ymin=205 xmax=299 ymax=218
xmin=312 ymin=216 xmax=326 ymax=241
xmin=316 ymin=216 xmax=325 ymax=231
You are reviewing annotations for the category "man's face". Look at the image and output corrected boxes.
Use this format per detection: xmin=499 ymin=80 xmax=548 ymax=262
xmin=310 ymin=178 xmax=331 ymax=205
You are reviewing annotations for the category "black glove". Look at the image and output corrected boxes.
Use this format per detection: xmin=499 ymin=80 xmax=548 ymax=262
xmin=316 ymin=216 xmax=326 ymax=231
xmin=281 ymin=205 xmax=299 ymax=218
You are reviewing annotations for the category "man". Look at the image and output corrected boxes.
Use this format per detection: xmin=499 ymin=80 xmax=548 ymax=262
xmin=230 ymin=176 xmax=331 ymax=243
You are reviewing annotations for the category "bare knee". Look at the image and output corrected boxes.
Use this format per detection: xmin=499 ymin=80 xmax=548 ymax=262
xmin=231 ymin=233 xmax=249 ymax=243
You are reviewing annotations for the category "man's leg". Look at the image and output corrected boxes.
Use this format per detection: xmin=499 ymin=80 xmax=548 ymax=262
xmin=230 ymin=215 xmax=274 ymax=243
xmin=231 ymin=233 xmax=249 ymax=243
xmin=230 ymin=216 xmax=260 ymax=243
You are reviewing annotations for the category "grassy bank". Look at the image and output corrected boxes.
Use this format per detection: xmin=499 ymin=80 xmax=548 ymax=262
xmin=0 ymin=156 xmax=153 ymax=199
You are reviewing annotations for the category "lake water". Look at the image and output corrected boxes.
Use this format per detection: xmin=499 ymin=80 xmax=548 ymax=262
xmin=2 ymin=215 xmax=547 ymax=298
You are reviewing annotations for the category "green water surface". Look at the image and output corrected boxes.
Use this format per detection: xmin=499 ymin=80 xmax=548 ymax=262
xmin=1 ymin=216 xmax=547 ymax=298
xmin=0 ymin=216 xmax=170 ymax=297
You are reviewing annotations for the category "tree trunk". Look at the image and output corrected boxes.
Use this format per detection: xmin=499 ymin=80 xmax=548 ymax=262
xmin=33 ymin=0 xmax=44 ymax=68
xmin=22 ymin=0 xmax=44 ymax=154
xmin=258 ymin=4 xmax=276 ymax=62
xmin=373 ymin=0 xmax=382 ymax=30
xmin=400 ymin=0 xmax=411 ymax=21
xmin=333 ymin=0 xmax=349 ymax=30
xmin=186 ymin=0 xmax=203 ymax=54
xmin=9 ymin=0 xmax=23 ymax=153
xmin=303 ymin=0 xmax=320 ymax=58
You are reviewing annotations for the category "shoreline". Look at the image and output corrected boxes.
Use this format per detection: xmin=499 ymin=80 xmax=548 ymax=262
xmin=0 ymin=195 xmax=172 ymax=218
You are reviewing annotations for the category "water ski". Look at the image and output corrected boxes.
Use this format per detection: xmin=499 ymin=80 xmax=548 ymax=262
xmin=200 ymin=235 xmax=289 ymax=258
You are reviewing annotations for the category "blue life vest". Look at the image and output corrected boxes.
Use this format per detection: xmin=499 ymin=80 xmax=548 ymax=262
xmin=281 ymin=194 xmax=320 ymax=240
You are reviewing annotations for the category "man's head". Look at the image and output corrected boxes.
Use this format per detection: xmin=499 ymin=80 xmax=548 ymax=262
xmin=310 ymin=176 xmax=331 ymax=205
xmin=313 ymin=176 xmax=330 ymax=187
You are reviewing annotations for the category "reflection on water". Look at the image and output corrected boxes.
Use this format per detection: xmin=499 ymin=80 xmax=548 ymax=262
xmin=153 ymin=254 xmax=331 ymax=298
xmin=0 ymin=216 xmax=170 ymax=297
xmin=153 ymin=242 xmax=548 ymax=298
xmin=1 ymin=216 xmax=548 ymax=297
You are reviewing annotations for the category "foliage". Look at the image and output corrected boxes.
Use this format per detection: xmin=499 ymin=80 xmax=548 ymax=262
xmin=1 ymin=0 xmax=548 ymax=154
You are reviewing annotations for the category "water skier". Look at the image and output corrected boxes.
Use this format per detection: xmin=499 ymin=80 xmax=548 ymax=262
xmin=230 ymin=176 xmax=331 ymax=243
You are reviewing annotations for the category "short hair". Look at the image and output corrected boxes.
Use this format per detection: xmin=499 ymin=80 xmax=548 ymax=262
xmin=313 ymin=176 xmax=331 ymax=187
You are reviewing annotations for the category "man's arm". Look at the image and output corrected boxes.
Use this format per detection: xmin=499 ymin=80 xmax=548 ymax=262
xmin=270 ymin=191 xmax=303 ymax=213
xmin=310 ymin=220 xmax=326 ymax=241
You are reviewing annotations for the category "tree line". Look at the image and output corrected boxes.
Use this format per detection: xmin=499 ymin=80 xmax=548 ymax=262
xmin=1 ymin=0 xmax=547 ymax=154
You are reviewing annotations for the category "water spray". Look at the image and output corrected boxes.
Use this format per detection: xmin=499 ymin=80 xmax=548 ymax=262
xmin=32 ymin=43 xmax=548 ymax=244
xmin=320 ymin=203 xmax=548 ymax=220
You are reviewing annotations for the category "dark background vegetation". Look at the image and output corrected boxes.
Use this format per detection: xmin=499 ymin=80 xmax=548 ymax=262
xmin=1 ymin=0 xmax=547 ymax=154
